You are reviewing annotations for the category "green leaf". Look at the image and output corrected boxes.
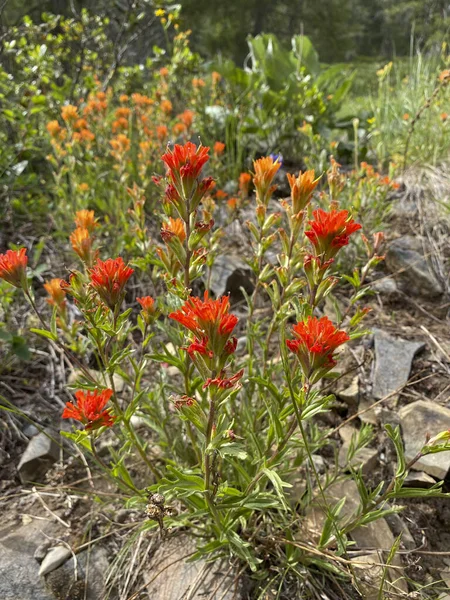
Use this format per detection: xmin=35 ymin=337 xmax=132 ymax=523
xmin=30 ymin=328 xmax=57 ymax=342
xmin=262 ymin=468 xmax=292 ymax=510
xmin=61 ymin=429 xmax=92 ymax=452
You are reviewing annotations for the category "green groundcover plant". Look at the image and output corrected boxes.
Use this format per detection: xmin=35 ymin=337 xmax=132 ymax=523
xmin=1 ymin=141 xmax=450 ymax=597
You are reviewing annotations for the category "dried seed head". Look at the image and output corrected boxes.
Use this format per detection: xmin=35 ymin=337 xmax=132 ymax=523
xmin=151 ymin=493 xmax=165 ymax=506
xmin=145 ymin=504 xmax=161 ymax=520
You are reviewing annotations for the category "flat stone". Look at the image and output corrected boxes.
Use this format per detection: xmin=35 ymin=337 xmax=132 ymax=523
xmin=0 ymin=521 xmax=58 ymax=600
xmin=144 ymin=535 xmax=241 ymax=600
xmin=372 ymin=329 xmax=424 ymax=400
xmin=386 ymin=236 xmax=443 ymax=298
xmin=337 ymin=376 xmax=360 ymax=406
xmin=351 ymin=552 xmax=384 ymax=600
xmin=44 ymin=547 xmax=110 ymax=600
xmin=306 ymin=481 xmax=407 ymax=595
xmin=399 ymin=400 xmax=450 ymax=478
xmin=404 ymin=471 xmax=437 ymax=488
xmin=208 ymin=254 xmax=254 ymax=302
xmin=17 ymin=431 xmax=59 ymax=484
xmin=372 ymin=277 xmax=399 ymax=296
xmin=339 ymin=444 xmax=378 ymax=476
xmin=39 ymin=546 xmax=72 ymax=576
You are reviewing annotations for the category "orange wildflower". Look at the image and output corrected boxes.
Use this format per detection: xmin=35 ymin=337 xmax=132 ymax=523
xmin=46 ymin=120 xmax=62 ymax=138
xmin=169 ymin=291 xmax=238 ymax=357
xmin=132 ymin=93 xmax=153 ymax=107
xmin=159 ymin=67 xmax=169 ymax=77
xmin=180 ymin=110 xmax=194 ymax=129
xmin=192 ymin=78 xmax=205 ymax=88
xmin=160 ymin=99 xmax=173 ymax=114
xmin=74 ymin=209 xmax=97 ymax=232
xmin=78 ymin=183 xmax=90 ymax=192
xmin=402 ymin=113 xmax=410 ymax=120
xmin=61 ymin=104 xmax=79 ymax=122
xmin=70 ymin=227 xmax=94 ymax=264
xmin=287 ymin=170 xmax=320 ymax=213
xmin=44 ymin=278 xmax=66 ymax=309
xmin=115 ymin=107 xmax=131 ymax=119
xmin=112 ymin=117 xmax=129 ymax=133
xmin=172 ymin=123 xmax=185 ymax=136
xmin=305 ymin=209 xmax=361 ymax=259
xmin=441 ymin=112 xmax=448 ymax=122
xmin=74 ymin=118 xmax=88 ymax=130
xmin=211 ymin=71 xmax=221 ymax=85
xmin=157 ymin=125 xmax=168 ymax=142
xmin=239 ymin=172 xmax=252 ymax=196
xmin=213 ymin=141 xmax=225 ymax=156
xmin=89 ymin=257 xmax=134 ymax=309
xmin=0 ymin=248 xmax=28 ymax=289
xmin=110 ymin=134 xmax=131 ymax=156
xmin=161 ymin=217 xmax=186 ymax=243
xmin=62 ymin=389 xmax=115 ymax=430
xmin=253 ymin=156 xmax=281 ymax=205
xmin=136 ymin=296 xmax=156 ymax=324
xmin=119 ymin=94 xmax=129 ymax=103
xmin=287 ymin=316 xmax=349 ymax=376
xmin=216 ymin=189 xmax=227 ymax=200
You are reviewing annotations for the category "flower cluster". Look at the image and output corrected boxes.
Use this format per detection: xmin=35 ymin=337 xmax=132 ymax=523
xmin=287 ymin=316 xmax=349 ymax=380
xmin=89 ymin=257 xmax=134 ymax=310
xmin=62 ymin=389 xmax=116 ymax=430
xmin=0 ymin=248 xmax=28 ymax=290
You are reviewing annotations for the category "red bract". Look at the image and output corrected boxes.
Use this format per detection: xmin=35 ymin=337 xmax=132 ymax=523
xmin=162 ymin=142 xmax=209 ymax=181
xmin=287 ymin=316 xmax=349 ymax=377
xmin=161 ymin=142 xmax=210 ymax=204
xmin=169 ymin=291 xmax=238 ymax=357
xmin=62 ymin=389 xmax=115 ymax=430
xmin=89 ymin=257 xmax=134 ymax=310
xmin=137 ymin=295 xmax=156 ymax=324
xmin=0 ymin=248 xmax=28 ymax=289
xmin=305 ymin=209 xmax=361 ymax=259
xmin=204 ymin=369 xmax=244 ymax=390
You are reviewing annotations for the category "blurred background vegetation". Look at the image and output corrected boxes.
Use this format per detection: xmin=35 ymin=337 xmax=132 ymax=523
xmin=2 ymin=0 xmax=449 ymax=64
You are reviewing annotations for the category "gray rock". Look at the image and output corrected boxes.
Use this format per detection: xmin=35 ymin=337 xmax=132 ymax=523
xmin=399 ymin=400 xmax=450 ymax=478
xmin=351 ymin=552 xmax=385 ymax=600
xmin=17 ymin=431 xmax=59 ymax=484
xmin=23 ymin=423 xmax=39 ymax=438
xmin=39 ymin=546 xmax=72 ymax=576
xmin=385 ymin=513 xmax=415 ymax=549
xmin=339 ymin=444 xmax=378 ymax=476
xmin=34 ymin=541 xmax=52 ymax=564
xmin=144 ymin=535 xmax=241 ymax=600
xmin=404 ymin=471 xmax=436 ymax=488
xmin=372 ymin=276 xmax=399 ymax=296
xmin=372 ymin=329 xmax=424 ymax=400
xmin=337 ymin=376 xmax=360 ymax=406
xmin=306 ymin=481 xmax=407 ymax=595
xmin=44 ymin=547 xmax=110 ymax=600
xmin=208 ymin=254 xmax=254 ymax=301
xmin=386 ymin=236 xmax=443 ymax=298
xmin=0 ymin=522 xmax=57 ymax=600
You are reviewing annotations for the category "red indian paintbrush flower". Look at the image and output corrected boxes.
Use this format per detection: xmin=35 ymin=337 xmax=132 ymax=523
xmin=89 ymin=257 xmax=134 ymax=310
xmin=287 ymin=315 xmax=349 ymax=377
xmin=62 ymin=389 xmax=115 ymax=430
xmin=137 ymin=295 xmax=156 ymax=324
xmin=305 ymin=209 xmax=361 ymax=260
xmin=161 ymin=142 xmax=211 ymax=202
xmin=0 ymin=248 xmax=28 ymax=289
xmin=169 ymin=291 xmax=238 ymax=357
xmin=70 ymin=227 xmax=95 ymax=264
xmin=74 ymin=209 xmax=97 ymax=233
xmin=161 ymin=217 xmax=186 ymax=243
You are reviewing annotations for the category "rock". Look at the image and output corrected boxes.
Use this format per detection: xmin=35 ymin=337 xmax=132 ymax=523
xmin=23 ymin=423 xmax=39 ymax=438
xmin=399 ymin=400 xmax=450 ymax=478
xmin=44 ymin=547 xmax=110 ymax=600
xmin=372 ymin=276 xmax=399 ymax=296
xmin=306 ymin=481 xmax=407 ymax=595
xmin=385 ymin=513 xmax=415 ymax=550
xmin=337 ymin=376 xmax=360 ymax=406
xmin=208 ymin=254 xmax=254 ymax=301
xmin=144 ymin=535 xmax=241 ymax=600
xmin=17 ymin=431 xmax=59 ymax=484
xmin=372 ymin=329 xmax=424 ymax=400
xmin=351 ymin=552 xmax=384 ymax=600
xmin=339 ymin=443 xmax=378 ymax=476
xmin=34 ymin=541 xmax=52 ymax=564
xmin=404 ymin=471 xmax=436 ymax=488
xmin=0 ymin=521 xmax=58 ymax=600
xmin=358 ymin=397 xmax=379 ymax=425
xmin=440 ymin=569 xmax=450 ymax=588
xmin=386 ymin=236 xmax=443 ymax=298
xmin=39 ymin=546 xmax=72 ymax=576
